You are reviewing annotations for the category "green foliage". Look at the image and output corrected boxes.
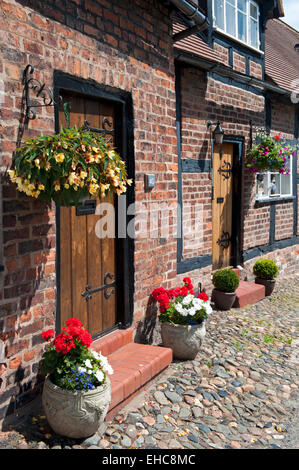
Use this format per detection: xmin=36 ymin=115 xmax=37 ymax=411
xmin=212 ymin=268 xmax=240 ymax=293
xmin=253 ymin=258 xmax=278 ymax=280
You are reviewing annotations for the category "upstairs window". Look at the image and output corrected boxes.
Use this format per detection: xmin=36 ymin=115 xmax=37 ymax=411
xmin=213 ymin=0 xmax=260 ymax=50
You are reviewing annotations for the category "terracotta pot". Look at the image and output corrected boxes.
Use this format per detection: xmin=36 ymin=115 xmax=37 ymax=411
xmin=212 ymin=289 xmax=236 ymax=311
xmin=42 ymin=376 xmax=111 ymax=438
xmin=255 ymin=277 xmax=276 ymax=296
xmin=160 ymin=321 xmax=206 ymax=360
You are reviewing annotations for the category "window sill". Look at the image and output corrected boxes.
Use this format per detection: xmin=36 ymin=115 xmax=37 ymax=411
xmin=213 ymin=27 xmax=264 ymax=55
xmin=255 ymin=195 xmax=295 ymax=204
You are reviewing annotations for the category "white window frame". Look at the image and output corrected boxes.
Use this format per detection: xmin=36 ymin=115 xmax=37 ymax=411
xmin=256 ymin=170 xmax=293 ymax=201
xmin=212 ymin=0 xmax=261 ymax=53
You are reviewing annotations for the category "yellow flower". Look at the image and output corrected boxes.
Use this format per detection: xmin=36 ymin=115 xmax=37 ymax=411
xmin=108 ymin=150 xmax=115 ymax=159
xmin=55 ymin=153 xmax=65 ymax=163
xmin=89 ymin=183 xmax=99 ymax=195
xmin=54 ymin=184 xmax=60 ymax=191
xmin=64 ymin=183 xmax=70 ymax=189
xmin=38 ymin=184 xmax=45 ymax=191
xmin=35 ymin=159 xmax=40 ymax=169
xmin=127 ymin=179 xmax=133 ymax=186
xmin=86 ymin=154 xmax=95 ymax=163
xmin=28 ymin=184 xmax=35 ymax=191
xmin=45 ymin=162 xmax=51 ymax=171
xmin=80 ymin=171 xmax=87 ymax=179
xmin=69 ymin=172 xmax=79 ymax=186
xmin=94 ymin=154 xmax=103 ymax=163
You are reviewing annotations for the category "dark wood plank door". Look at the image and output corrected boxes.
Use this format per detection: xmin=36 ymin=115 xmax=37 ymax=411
xmin=212 ymin=143 xmax=234 ymax=269
xmin=59 ymin=92 xmax=117 ymax=337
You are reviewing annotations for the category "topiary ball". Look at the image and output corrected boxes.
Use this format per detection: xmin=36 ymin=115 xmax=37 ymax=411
xmin=212 ymin=268 xmax=240 ymax=293
xmin=253 ymin=259 xmax=278 ymax=280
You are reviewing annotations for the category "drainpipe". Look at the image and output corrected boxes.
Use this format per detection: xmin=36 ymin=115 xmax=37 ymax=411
xmin=168 ymin=0 xmax=210 ymax=42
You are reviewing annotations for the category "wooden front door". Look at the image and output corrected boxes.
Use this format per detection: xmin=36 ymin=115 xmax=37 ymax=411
xmin=212 ymin=143 xmax=234 ymax=269
xmin=58 ymin=92 xmax=117 ymax=337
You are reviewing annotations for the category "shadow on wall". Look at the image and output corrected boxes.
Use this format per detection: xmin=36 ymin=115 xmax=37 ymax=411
xmin=134 ymin=296 xmax=162 ymax=346
xmin=0 ymin=190 xmax=54 ymax=425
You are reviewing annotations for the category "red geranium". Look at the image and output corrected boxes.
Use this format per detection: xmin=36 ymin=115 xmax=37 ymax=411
xmin=41 ymin=329 xmax=55 ymax=341
xmin=77 ymin=329 xmax=93 ymax=348
xmin=53 ymin=332 xmax=75 ymax=355
xmin=197 ymin=292 xmax=209 ymax=302
xmin=65 ymin=317 xmax=83 ymax=328
xmin=274 ymin=135 xmax=280 ymax=141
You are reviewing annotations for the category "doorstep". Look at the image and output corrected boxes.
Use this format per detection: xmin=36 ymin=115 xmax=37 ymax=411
xmin=233 ymin=280 xmax=266 ymax=308
xmin=91 ymin=329 xmax=173 ymax=420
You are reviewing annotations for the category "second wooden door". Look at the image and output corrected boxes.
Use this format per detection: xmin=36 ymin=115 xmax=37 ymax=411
xmin=212 ymin=143 xmax=234 ymax=270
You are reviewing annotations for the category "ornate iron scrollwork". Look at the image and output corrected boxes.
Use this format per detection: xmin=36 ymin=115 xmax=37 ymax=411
xmin=82 ymin=118 xmax=114 ymax=145
xmin=81 ymin=272 xmax=116 ymax=301
xmin=23 ymin=64 xmax=55 ymax=120
xmin=216 ymin=231 xmax=231 ymax=249
xmin=218 ymin=160 xmax=233 ymax=180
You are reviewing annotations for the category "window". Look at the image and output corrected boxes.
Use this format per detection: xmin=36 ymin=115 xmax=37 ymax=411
xmin=256 ymin=170 xmax=293 ymax=201
xmin=213 ymin=0 xmax=260 ymax=50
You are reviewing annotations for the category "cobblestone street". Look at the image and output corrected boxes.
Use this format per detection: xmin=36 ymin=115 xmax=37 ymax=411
xmin=0 ymin=274 xmax=298 ymax=450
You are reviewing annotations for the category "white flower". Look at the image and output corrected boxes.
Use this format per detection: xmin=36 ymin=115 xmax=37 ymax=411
xmin=188 ymin=307 xmax=197 ymax=317
xmin=175 ymin=303 xmax=184 ymax=314
xmin=98 ymin=352 xmax=114 ymax=375
xmin=105 ymin=364 xmax=114 ymax=375
xmin=91 ymin=350 xmax=100 ymax=360
xmin=77 ymin=366 xmax=86 ymax=373
xmin=95 ymin=370 xmax=104 ymax=383
xmin=182 ymin=294 xmax=193 ymax=305
xmin=205 ymin=303 xmax=213 ymax=315
xmin=85 ymin=359 xmax=93 ymax=369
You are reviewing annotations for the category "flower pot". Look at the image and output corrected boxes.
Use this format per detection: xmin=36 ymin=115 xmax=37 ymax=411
xmin=42 ymin=376 xmax=111 ymax=439
xmin=255 ymin=277 xmax=276 ymax=296
xmin=212 ymin=289 xmax=236 ymax=311
xmin=160 ymin=321 xmax=206 ymax=360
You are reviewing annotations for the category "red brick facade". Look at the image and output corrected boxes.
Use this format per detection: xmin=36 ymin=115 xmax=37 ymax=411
xmin=0 ymin=0 xmax=298 ymax=422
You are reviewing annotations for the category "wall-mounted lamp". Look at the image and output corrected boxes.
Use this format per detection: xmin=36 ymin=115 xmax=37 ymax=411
xmin=207 ymin=120 xmax=224 ymax=145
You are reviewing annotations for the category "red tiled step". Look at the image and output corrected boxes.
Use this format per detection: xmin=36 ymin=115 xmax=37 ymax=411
xmin=106 ymin=342 xmax=173 ymax=420
xmin=233 ymin=280 xmax=265 ymax=308
xmin=232 ymin=268 xmax=240 ymax=278
xmin=91 ymin=328 xmax=133 ymax=357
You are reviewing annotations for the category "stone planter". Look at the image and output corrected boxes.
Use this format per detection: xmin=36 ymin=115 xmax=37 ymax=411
xmin=160 ymin=321 xmax=206 ymax=360
xmin=212 ymin=289 xmax=236 ymax=311
xmin=255 ymin=277 xmax=276 ymax=296
xmin=42 ymin=376 xmax=111 ymax=439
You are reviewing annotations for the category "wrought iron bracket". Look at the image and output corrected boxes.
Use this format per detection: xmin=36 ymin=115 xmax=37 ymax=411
xmin=217 ymin=231 xmax=231 ymax=249
xmin=81 ymin=272 xmax=116 ymax=301
xmin=23 ymin=64 xmax=55 ymax=120
xmin=218 ymin=160 xmax=233 ymax=179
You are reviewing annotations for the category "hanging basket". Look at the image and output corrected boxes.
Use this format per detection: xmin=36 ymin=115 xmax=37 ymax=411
xmin=246 ymin=132 xmax=296 ymax=174
xmin=8 ymin=126 xmax=132 ymax=207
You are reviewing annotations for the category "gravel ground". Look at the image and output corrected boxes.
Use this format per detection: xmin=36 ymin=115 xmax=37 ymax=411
xmin=0 ymin=274 xmax=298 ymax=450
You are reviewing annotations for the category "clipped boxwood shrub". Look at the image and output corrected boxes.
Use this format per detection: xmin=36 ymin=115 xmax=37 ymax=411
xmin=253 ymin=259 xmax=278 ymax=280
xmin=212 ymin=268 xmax=240 ymax=293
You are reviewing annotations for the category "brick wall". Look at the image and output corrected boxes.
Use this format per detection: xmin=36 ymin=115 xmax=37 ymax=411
xmin=0 ymin=0 xmax=177 ymax=421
